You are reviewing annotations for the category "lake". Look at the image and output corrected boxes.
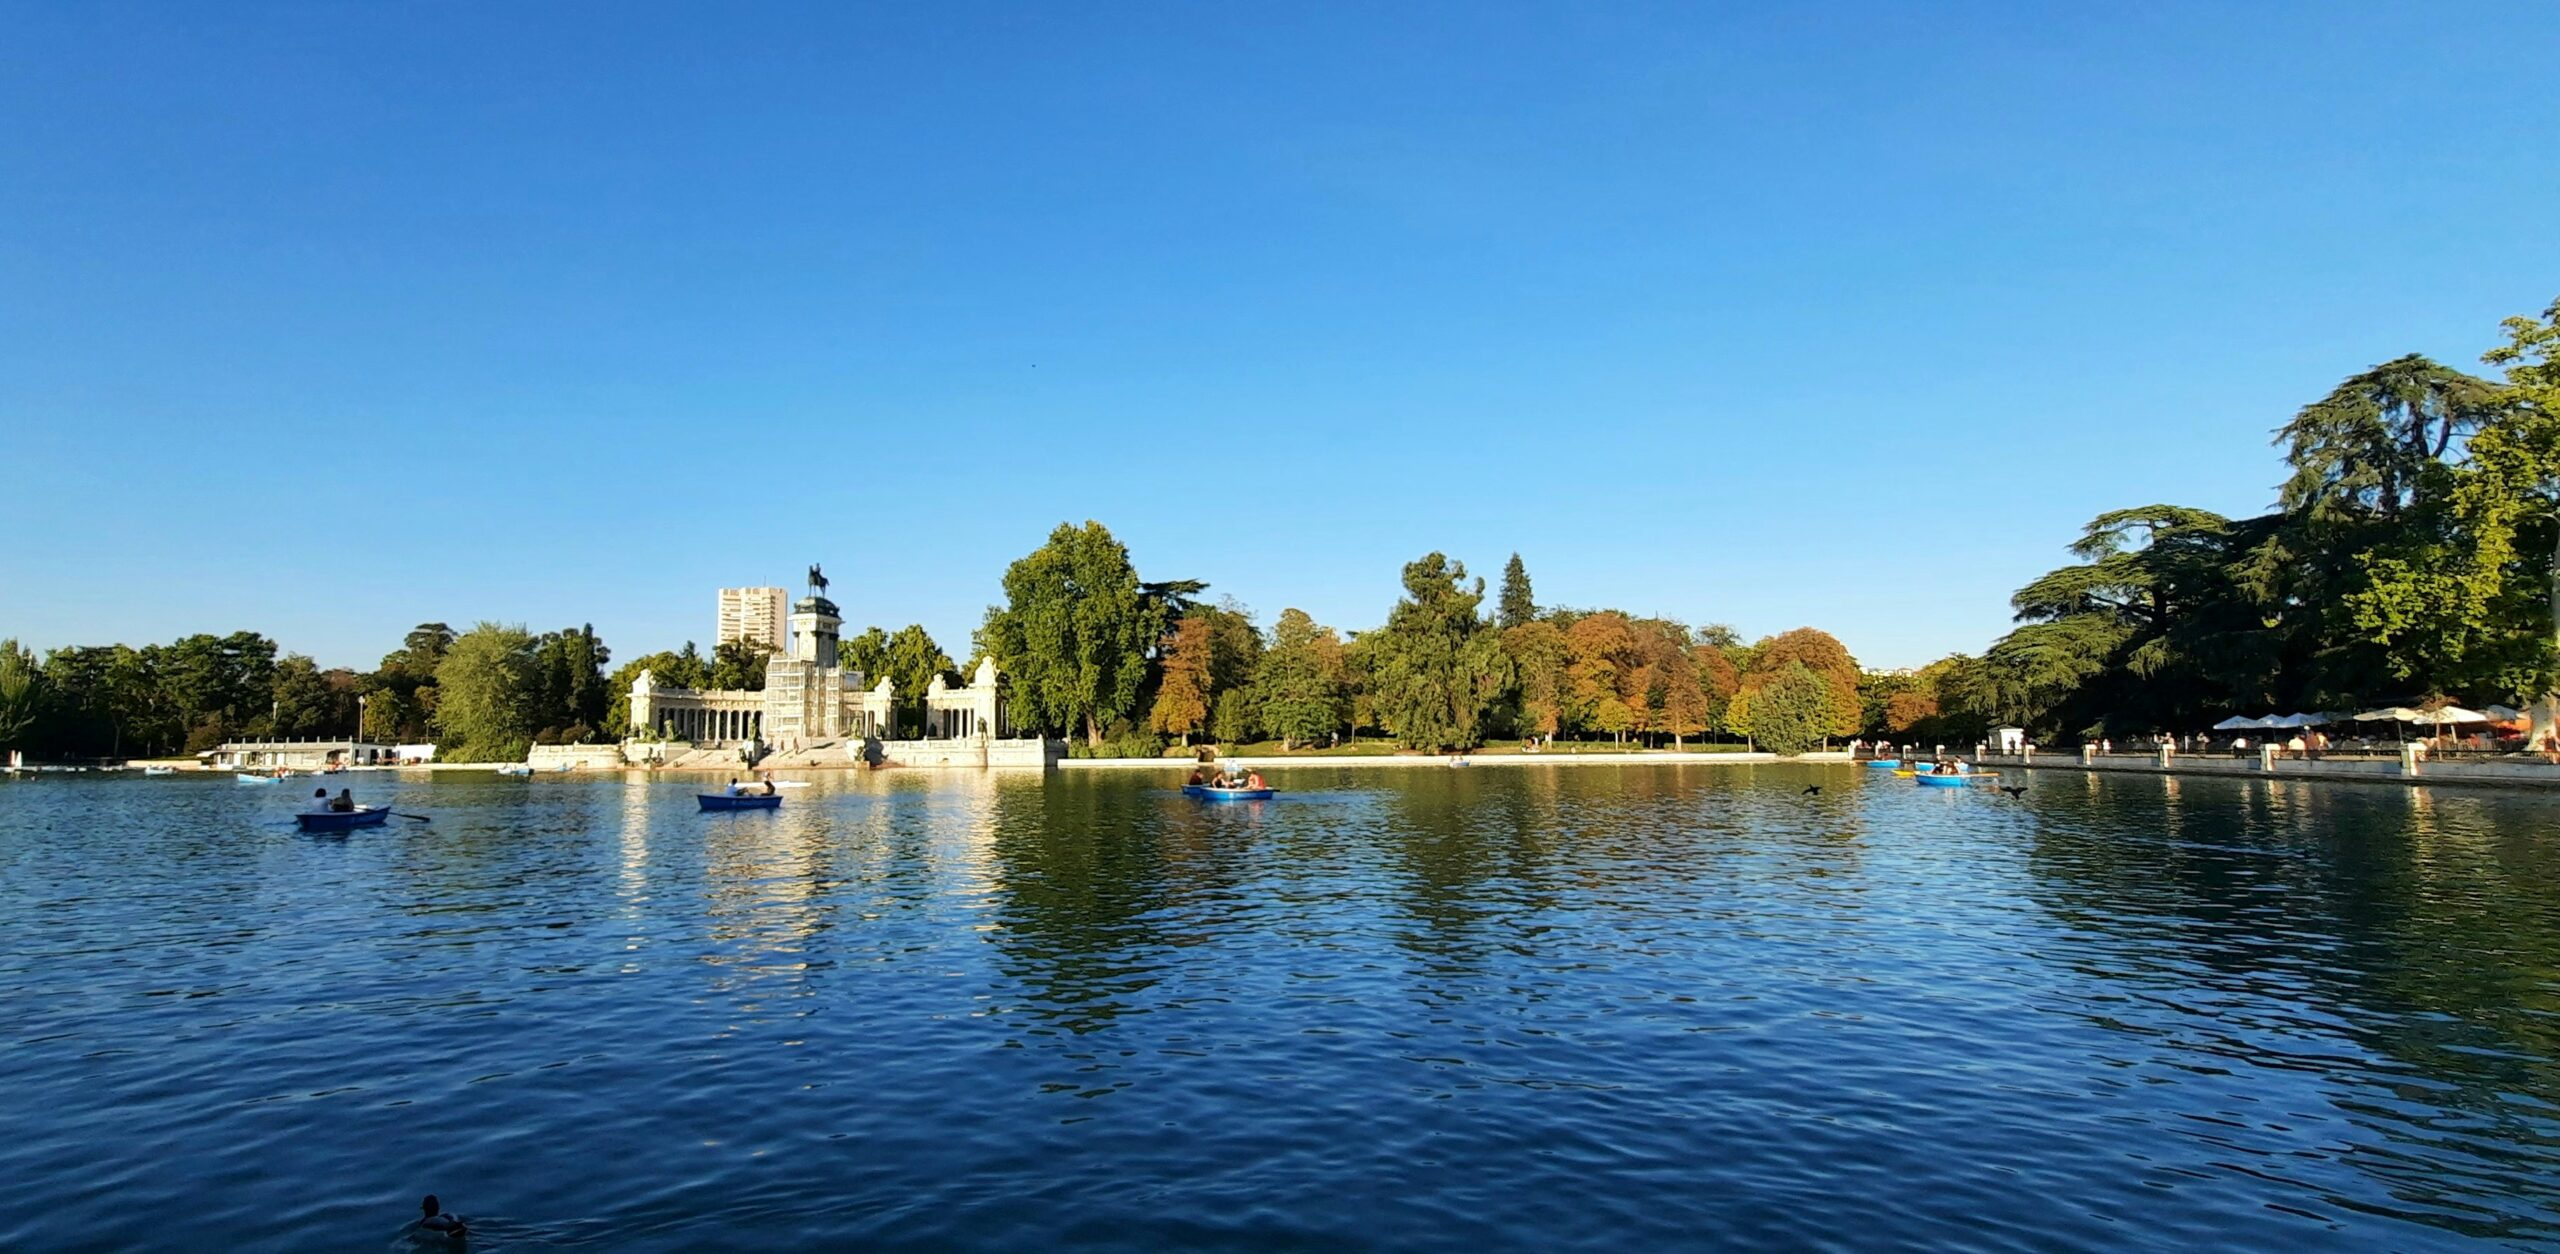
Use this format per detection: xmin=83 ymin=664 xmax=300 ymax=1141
xmin=3 ymin=764 xmax=2558 ymax=1250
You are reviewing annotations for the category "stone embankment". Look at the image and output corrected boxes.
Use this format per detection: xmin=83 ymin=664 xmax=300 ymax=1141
xmin=1974 ymin=745 xmax=2560 ymax=791
xmin=1061 ymin=750 xmax=1842 ymax=770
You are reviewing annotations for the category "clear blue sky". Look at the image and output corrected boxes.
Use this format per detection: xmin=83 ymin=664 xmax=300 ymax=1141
xmin=5 ymin=3 xmax=2555 ymax=672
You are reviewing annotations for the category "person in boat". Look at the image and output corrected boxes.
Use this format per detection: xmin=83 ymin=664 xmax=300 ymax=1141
xmin=308 ymin=787 xmax=335 ymax=813
xmin=1245 ymin=771 xmax=1266 ymax=790
xmin=725 ymin=777 xmax=744 ymax=796
xmin=1186 ymin=766 xmax=1208 ymax=786
xmin=330 ymin=788 xmax=357 ymax=812
xmin=415 ymin=1194 xmax=468 ymax=1241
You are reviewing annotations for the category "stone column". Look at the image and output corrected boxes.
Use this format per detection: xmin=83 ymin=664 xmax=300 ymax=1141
xmin=2081 ymin=745 xmax=2096 ymax=765
xmin=2259 ymin=744 xmax=2278 ymax=772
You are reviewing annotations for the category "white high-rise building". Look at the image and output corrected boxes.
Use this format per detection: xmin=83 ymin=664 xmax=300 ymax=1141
xmin=717 ymin=586 xmax=787 ymax=651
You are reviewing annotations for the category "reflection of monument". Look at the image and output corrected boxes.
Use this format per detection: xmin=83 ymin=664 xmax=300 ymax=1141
xmin=628 ymin=565 xmax=1032 ymax=764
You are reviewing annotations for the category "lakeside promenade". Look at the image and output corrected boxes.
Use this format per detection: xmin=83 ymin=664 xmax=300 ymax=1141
xmin=1972 ymin=746 xmax=2560 ymax=792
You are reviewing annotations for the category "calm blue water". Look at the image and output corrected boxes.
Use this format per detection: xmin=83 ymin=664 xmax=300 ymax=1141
xmin=4 ymin=765 xmax=2559 ymax=1251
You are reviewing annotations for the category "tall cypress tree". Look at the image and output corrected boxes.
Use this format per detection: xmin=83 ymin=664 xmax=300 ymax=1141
xmin=1498 ymin=553 xmax=1536 ymax=629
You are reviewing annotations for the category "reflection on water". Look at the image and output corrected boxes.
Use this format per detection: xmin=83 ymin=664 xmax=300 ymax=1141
xmin=2 ymin=765 xmax=2559 ymax=1250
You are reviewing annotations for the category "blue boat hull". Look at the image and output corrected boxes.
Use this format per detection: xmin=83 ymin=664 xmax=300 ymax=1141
xmin=699 ymin=793 xmax=782 ymax=811
xmin=1914 ymin=773 xmax=1972 ymax=787
xmin=1183 ymin=785 xmax=1274 ymax=801
xmin=1864 ymin=759 xmax=1901 ymax=769
xmin=296 ymin=807 xmax=392 ymax=831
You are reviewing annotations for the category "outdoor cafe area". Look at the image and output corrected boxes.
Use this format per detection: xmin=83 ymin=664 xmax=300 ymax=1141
xmin=2192 ymin=705 xmax=2543 ymax=761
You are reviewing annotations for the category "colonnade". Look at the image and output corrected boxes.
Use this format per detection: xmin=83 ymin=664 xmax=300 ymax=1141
xmin=665 ymin=706 xmax=762 ymax=743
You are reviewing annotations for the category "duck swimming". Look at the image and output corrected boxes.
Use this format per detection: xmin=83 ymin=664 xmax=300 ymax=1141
xmin=417 ymin=1194 xmax=468 ymax=1242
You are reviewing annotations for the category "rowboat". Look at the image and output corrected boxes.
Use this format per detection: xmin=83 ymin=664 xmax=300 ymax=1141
xmin=142 ymin=766 xmax=177 ymax=776
xmin=1864 ymin=759 xmax=1901 ymax=769
xmin=1914 ymin=771 xmax=1998 ymax=787
xmin=1183 ymin=784 xmax=1274 ymax=801
xmin=494 ymin=764 xmax=534 ymax=777
xmin=296 ymin=807 xmax=392 ymax=832
xmin=235 ymin=773 xmax=280 ymax=785
xmin=699 ymin=792 xmax=781 ymax=811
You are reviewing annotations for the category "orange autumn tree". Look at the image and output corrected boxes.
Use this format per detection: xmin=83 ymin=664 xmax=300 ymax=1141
xmin=1149 ymin=617 xmax=1213 ymax=744
xmin=1738 ymin=627 xmax=1861 ymax=743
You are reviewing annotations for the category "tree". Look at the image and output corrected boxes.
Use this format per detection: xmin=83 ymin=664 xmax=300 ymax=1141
xmin=269 ymin=654 xmax=337 ymax=738
xmin=432 ymin=623 xmax=538 ymax=762
xmin=1564 ymin=611 xmax=1642 ymax=742
xmin=1180 ymin=600 xmax=1263 ymax=746
xmin=1647 ymin=632 xmax=1712 ymax=749
xmin=1740 ymin=662 xmax=1834 ymax=754
xmin=1740 ymin=628 xmax=1861 ymax=741
xmin=1498 ymin=553 xmax=1536 ymax=629
xmin=882 ymin=624 xmax=957 ymax=736
xmin=1364 ymin=553 xmax=1514 ymax=750
xmin=1150 ymin=618 xmax=1212 ymax=744
xmin=1501 ymin=620 xmax=1571 ymax=742
xmin=2277 ymin=354 xmax=2503 ymax=522
xmin=707 ymin=639 xmax=768 ymax=692
xmin=978 ymin=521 xmax=1167 ymax=747
xmin=0 ymin=640 xmax=43 ymax=757
xmin=842 ymin=626 xmax=892 ymax=682
xmin=1257 ymin=609 xmax=1349 ymax=749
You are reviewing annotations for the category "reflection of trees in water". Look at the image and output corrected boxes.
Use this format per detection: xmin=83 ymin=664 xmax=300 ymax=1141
xmin=1378 ymin=765 xmax=1867 ymax=982
xmin=2016 ymin=772 xmax=2560 ymax=1223
xmin=979 ymin=774 xmax=1249 ymax=1036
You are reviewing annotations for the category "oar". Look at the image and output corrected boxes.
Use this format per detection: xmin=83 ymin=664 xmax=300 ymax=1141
xmin=391 ymin=812 xmax=432 ymax=823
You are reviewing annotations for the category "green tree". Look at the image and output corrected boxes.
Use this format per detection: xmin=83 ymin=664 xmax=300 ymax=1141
xmin=978 ymin=521 xmax=1167 ymax=747
xmin=0 ymin=640 xmax=44 ymax=757
xmin=1257 ymin=609 xmax=1348 ymax=749
xmin=1741 ymin=628 xmax=1861 ymax=740
xmin=2277 ymin=354 xmax=2504 ymax=522
xmin=883 ymin=624 xmax=957 ymax=736
xmin=268 ymin=654 xmax=337 ymax=738
xmin=842 ymin=626 xmax=892 ymax=683
xmin=1742 ymin=662 xmax=1834 ymax=754
xmin=432 ymin=623 xmax=538 ymax=762
xmin=1498 ymin=553 xmax=1536 ymax=629
xmin=1501 ymin=620 xmax=1570 ymax=742
xmin=707 ymin=638 xmax=768 ymax=692
xmin=1365 ymin=553 xmax=1514 ymax=750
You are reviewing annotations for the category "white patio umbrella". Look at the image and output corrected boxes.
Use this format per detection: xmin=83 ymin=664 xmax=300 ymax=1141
xmin=2483 ymin=704 xmax=2525 ymax=722
xmin=2354 ymin=707 xmax=2430 ymax=722
xmin=2429 ymin=706 xmax=2490 ymax=725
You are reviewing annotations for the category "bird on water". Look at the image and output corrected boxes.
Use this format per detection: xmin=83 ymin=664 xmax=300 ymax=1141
xmin=416 ymin=1195 xmax=468 ymax=1242
xmin=1801 ymin=785 xmax=1822 ymax=796
xmin=1998 ymin=785 xmax=2027 ymax=797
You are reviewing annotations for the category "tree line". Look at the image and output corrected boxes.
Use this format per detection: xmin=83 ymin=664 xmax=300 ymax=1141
xmin=973 ymin=521 xmax=1874 ymax=756
xmin=1864 ymin=295 xmax=2560 ymax=745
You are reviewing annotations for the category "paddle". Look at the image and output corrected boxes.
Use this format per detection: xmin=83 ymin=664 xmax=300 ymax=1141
xmin=391 ymin=812 xmax=432 ymax=823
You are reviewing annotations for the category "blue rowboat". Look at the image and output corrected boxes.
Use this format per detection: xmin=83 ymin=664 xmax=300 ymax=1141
xmin=1864 ymin=759 xmax=1901 ymax=769
xmin=1183 ymin=784 xmax=1274 ymax=801
xmin=296 ymin=807 xmax=392 ymax=832
xmin=1914 ymin=771 xmax=1994 ymax=787
xmin=236 ymin=773 xmax=280 ymax=785
xmin=699 ymin=792 xmax=781 ymax=811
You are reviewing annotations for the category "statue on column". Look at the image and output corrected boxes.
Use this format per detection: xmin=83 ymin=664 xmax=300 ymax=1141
xmin=808 ymin=563 xmax=829 ymax=596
